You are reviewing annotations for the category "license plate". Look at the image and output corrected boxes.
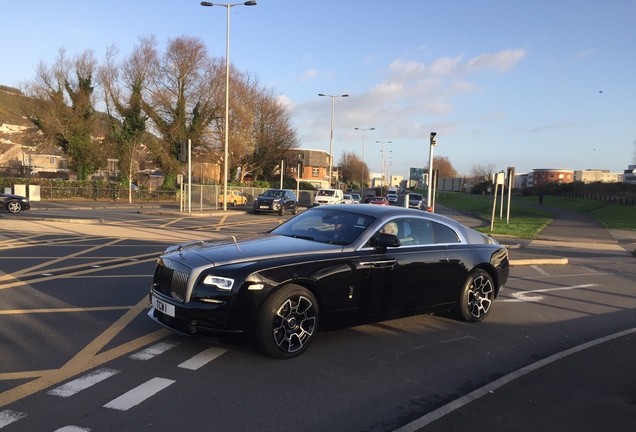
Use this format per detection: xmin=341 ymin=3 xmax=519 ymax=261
xmin=152 ymin=296 xmax=175 ymax=317
xmin=260 ymin=206 xmax=269 ymax=209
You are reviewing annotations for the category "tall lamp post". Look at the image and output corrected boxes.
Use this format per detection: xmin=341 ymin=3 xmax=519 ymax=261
xmin=201 ymin=1 xmax=257 ymax=210
xmin=318 ymin=93 xmax=348 ymax=187
xmin=426 ymin=132 xmax=437 ymax=211
xmin=376 ymin=141 xmax=392 ymax=188
xmin=354 ymin=127 xmax=374 ymax=194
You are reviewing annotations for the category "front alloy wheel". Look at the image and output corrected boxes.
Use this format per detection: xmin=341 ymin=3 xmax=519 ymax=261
xmin=456 ymin=269 xmax=494 ymax=322
xmin=7 ymin=202 xmax=22 ymax=213
xmin=257 ymin=284 xmax=319 ymax=359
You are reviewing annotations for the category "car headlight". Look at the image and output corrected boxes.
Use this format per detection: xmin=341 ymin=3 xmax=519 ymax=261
xmin=202 ymin=275 xmax=234 ymax=290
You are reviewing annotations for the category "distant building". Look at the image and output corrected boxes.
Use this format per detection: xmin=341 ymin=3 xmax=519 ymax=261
xmin=285 ymin=149 xmax=330 ymax=189
xmin=528 ymin=169 xmax=574 ymax=186
xmin=574 ymin=169 xmax=623 ymax=183
xmin=623 ymin=164 xmax=636 ymax=185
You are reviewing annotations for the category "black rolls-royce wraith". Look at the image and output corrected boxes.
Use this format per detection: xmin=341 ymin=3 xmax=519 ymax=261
xmin=149 ymin=204 xmax=509 ymax=358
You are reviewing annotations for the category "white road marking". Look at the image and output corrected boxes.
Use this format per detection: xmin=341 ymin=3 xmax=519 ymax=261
xmin=500 ymin=284 xmax=600 ymax=303
xmin=129 ymin=341 xmax=180 ymax=361
xmin=178 ymin=347 xmax=228 ymax=370
xmin=394 ymin=327 xmax=636 ymax=432
xmin=104 ymin=377 xmax=175 ymax=411
xmin=48 ymin=368 xmax=120 ymax=398
xmin=530 ymin=265 xmax=549 ymax=275
xmin=0 ymin=410 xmax=27 ymax=428
xmin=54 ymin=426 xmax=91 ymax=431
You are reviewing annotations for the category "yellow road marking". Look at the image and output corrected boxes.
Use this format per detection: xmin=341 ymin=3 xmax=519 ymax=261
xmin=0 ymin=254 xmax=157 ymax=290
xmin=0 ymin=238 xmax=125 ymax=282
xmin=0 ymin=295 xmax=170 ymax=407
xmin=0 ymin=306 xmax=133 ymax=315
xmin=214 ymin=215 xmax=229 ymax=231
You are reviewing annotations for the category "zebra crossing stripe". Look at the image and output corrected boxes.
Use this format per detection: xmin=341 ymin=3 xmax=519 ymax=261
xmin=48 ymin=368 xmax=120 ymax=397
xmin=0 ymin=410 xmax=27 ymax=428
xmin=129 ymin=341 xmax=180 ymax=361
xmin=53 ymin=426 xmax=91 ymax=431
xmin=178 ymin=347 xmax=228 ymax=370
xmin=104 ymin=377 xmax=175 ymax=411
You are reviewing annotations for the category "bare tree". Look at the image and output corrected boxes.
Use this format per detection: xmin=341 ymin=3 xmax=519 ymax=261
xmin=135 ymin=36 xmax=225 ymax=186
xmin=101 ymin=44 xmax=149 ymax=202
xmin=246 ymin=85 xmax=299 ymax=182
xmin=431 ymin=156 xmax=458 ymax=178
xmin=469 ymin=163 xmax=496 ymax=183
xmin=338 ymin=151 xmax=370 ymax=188
xmin=24 ymin=48 xmax=104 ymax=180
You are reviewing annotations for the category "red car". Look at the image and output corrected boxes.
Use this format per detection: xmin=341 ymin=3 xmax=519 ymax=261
xmin=369 ymin=196 xmax=389 ymax=205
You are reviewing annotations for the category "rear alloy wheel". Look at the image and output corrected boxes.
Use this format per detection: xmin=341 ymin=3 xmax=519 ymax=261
xmin=456 ymin=269 xmax=494 ymax=322
xmin=7 ymin=202 xmax=22 ymax=213
xmin=256 ymin=284 xmax=319 ymax=359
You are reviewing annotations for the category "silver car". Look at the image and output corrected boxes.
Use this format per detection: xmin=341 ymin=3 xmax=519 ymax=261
xmin=408 ymin=193 xmax=424 ymax=210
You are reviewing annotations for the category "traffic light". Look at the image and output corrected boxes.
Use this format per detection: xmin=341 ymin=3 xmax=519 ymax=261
xmin=176 ymin=141 xmax=188 ymax=162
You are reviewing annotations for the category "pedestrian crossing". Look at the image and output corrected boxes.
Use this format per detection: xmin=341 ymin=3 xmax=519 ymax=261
xmin=0 ymin=340 xmax=228 ymax=431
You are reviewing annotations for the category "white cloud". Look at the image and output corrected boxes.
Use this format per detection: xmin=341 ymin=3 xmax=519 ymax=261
xmin=464 ymin=49 xmax=527 ymax=73
xmin=576 ymin=48 xmax=596 ymax=59
xmin=299 ymin=68 xmax=318 ymax=82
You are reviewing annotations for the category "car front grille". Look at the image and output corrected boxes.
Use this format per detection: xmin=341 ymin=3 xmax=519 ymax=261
xmin=154 ymin=264 xmax=189 ymax=303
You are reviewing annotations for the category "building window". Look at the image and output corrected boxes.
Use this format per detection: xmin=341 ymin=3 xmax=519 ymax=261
xmin=50 ymin=157 xmax=56 ymax=165
xmin=312 ymin=167 xmax=319 ymax=177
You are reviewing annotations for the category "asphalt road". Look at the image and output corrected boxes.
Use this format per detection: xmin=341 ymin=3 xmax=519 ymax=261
xmin=0 ymin=201 xmax=634 ymax=431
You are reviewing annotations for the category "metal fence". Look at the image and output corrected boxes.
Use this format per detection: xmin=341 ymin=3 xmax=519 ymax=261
xmin=30 ymin=184 xmax=317 ymax=210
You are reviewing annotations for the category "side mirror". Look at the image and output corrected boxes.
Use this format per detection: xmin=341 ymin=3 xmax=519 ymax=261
xmin=375 ymin=233 xmax=400 ymax=250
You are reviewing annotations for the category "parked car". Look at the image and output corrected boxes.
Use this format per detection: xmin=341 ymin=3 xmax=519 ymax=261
xmin=341 ymin=194 xmax=354 ymax=204
xmin=408 ymin=193 xmax=424 ymax=210
xmin=369 ymin=196 xmax=389 ymax=205
xmin=387 ymin=193 xmax=398 ymax=204
xmin=148 ymin=204 xmax=509 ymax=358
xmin=349 ymin=193 xmax=361 ymax=204
xmin=313 ymin=188 xmax=344 ymax=206
xmin=219 ymin=190 xmax=248 ymax=207
xmin=253 ymin=189 xmax=298 ymax=215
xmin=0 ymin=193 xmax=30 ymax=213
xmin=363 ymin=193 xmax=376 ymax=203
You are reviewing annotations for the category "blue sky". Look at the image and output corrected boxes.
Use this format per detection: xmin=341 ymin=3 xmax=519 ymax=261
xmin=2 ymin=0 xmax=635 ymax=178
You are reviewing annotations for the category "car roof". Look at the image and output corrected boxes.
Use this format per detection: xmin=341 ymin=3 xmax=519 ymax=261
xmin=306 ymin=203 xmax=459 ymax=224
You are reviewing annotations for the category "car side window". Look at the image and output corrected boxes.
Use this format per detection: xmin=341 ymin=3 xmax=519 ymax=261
xmin=432 ymin=222 xmax=460 ymax=243
xmin=399 ymin=219 xmax=459 ymax=245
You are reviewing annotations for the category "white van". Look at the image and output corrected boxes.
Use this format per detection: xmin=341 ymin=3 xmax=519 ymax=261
xmin=387 ymin=186 xmax=398 ymax=195
xmin=313 ymin=189 xmax=344 ymax=206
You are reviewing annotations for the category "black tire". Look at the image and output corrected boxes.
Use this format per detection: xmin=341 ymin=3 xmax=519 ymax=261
xmin=253 ymin=209 xmax=260 ymax=215
xmin=456 ymin=269 xmax=494 ymax=322
xmin=232 ymin=200 xmax=237 ymax=207
xmin=278 ymin=206 xmax=285 ymax=216
xmin=256 ymin=284 xmax=319 ymax=359
xmin=7 ymin=201 xmax=22 ymax=213
xmin=292 ymin=205 xmax=298 ymax=215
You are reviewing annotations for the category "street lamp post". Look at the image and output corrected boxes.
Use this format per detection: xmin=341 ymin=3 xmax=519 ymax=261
xmin=318 ymin=93 xmax=348 ymax=187
xmin=376 ymin=141 xmax=392 ymax=188
xmin=201 ymin=1 xmax=257 ymax=210
xmin=427 ymin=132 xmax=437 ymax=211
xmin=354 ymin=127 xmax=374 ymax=194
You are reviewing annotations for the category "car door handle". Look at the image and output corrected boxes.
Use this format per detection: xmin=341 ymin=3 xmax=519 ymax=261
xmin=371 ymin=259 xmax=396 ymax=268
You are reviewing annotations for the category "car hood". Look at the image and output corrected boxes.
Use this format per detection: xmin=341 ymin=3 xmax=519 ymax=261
xmin=1 ymin=193 xmax=28 ymax=200
xmin=255 ymin=196 xmax=281 ymax=202
xmin=161 ymin=233 xmax=339 ymax=268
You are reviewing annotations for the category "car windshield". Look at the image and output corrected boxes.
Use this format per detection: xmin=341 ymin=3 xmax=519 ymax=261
xmin=410 ymin=194 xmax=422 ymax=200
xmin=271 ymin=208 xmax=376 ymax=245
xmin=317 ymin=190 xmax=335 ymax=196
xmin=261 ymin=190 xmax=284 ymax=198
